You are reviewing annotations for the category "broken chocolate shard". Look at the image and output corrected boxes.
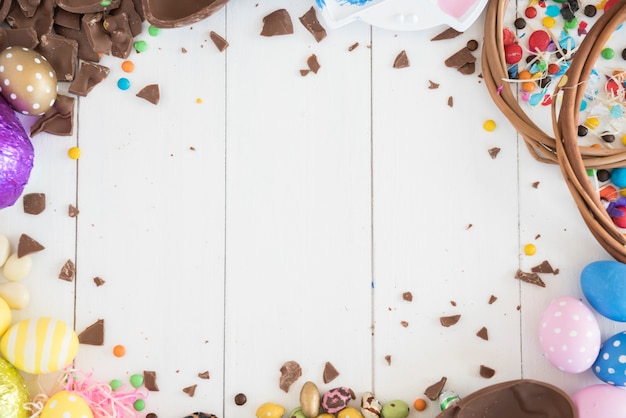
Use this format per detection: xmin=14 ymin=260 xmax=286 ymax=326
xmin=476 ymin=326 xmax=489 ymax=341
xmin=37 ymin=33 xmax=78 ymax=81
xmin=209 ymin=31 xmax=228 ymax=51
xmin=82 ymin=12 xmax=112 ymax=54
xmin=104 ymin=12 xmax=134 ymax=58
xmin=447 ymin=96 xmax=454 ymax=107
xmin=0 ymin=27 xmax=39 ymax=50
xmin=393 ymin=50 xmax=409 ymax=69
xmin=424 ymin=376 xmax=447 ymax=400
xmin=23 ymin=193 xmax=46 ymax=215
xmin=431 ymin=27 xmax=462 ymax=41
xmin=144 ymin=371 xmax=159 ymax=391
xmin=402 ymin=291 xmax=413 ymax=302
xmin=488 ymin=295 xmax=497 ymax=304
xmin=112 ymin=0 xmax=143 ymax=37
xmin=69 ymin=61 xmax=110 ymax=96
xmin=198 ymin=371 xmax=210 ymax=379
xmin=31 ymin=94 xmax=75 ymax=137
xmin=440 ymin=314 xmax=461 ymax=327
xmin=400 ymin=320 xmax=409 ymax=327
xmin=57 ymin=0 xmax=121 ymax=13
xmin=54 ymin=7 xmax=81 ymax=30
xmin=7 ymin=0 xmax=54 ymax=39
xmin=428 ymin=80 xmax=440 ymax=89
xmin=348 ymin=42 xmax=359 ymax=51
xmin=136 ymin=84 xmax=160 ymax=105
xmin=384 ymin=355 xmax=391 ymax=365
xmin=458 ymin=61 xmax=476 ymax=75
xmin=299 ymin=6 xmax=326 ymax=43
xmin=307 ymin=54 xmax=320 ymax=74
xmin=68 ymin=204 xmax=80 ymax=217
xmin=58 ymin=259 xmax=75 ymax=281
xmin=531 ymin=260 xmax=555 ymax=274
xmin=93 ymin=276 xmax=105 ymax=286
xmin=480 ymin=365 xmax=496 ymax=379
xmin=183 ymin=384 xmax=197 ymax=397
xmin=323 ymin=361 xmax=339 ymax=384
xmin=445 ymin=47 xmax=476 ymax=69
xmin=78 ymin=319 xmax=104 ymax=345
xmin=279 ymin=360 xmax=301 ymax=393
xmin=300 ymin=69 xmax=310 ymax=77
xmin=261 ymin=9 xmax=293 ymax=36
xmin=17 ymin=234 xmax=44 ymax=258
xmin=515 ymin=269 xmax=546 ymax=287
xmin=17 ymin=0 xmax=39 ymax=18
xmin=488 ymin=147 xmax=501 ymax=159
xmin=532 ymin=181 xmax=540 ymax=188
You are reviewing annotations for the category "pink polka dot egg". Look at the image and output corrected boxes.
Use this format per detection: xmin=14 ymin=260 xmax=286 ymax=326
xmin=41 ymin=390 xmax=93 ymax=418
xmin=539 ymin=296 xmax=601 ymax=373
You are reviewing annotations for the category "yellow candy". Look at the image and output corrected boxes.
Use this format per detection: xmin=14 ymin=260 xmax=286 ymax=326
xmin=41 ymin=391 xmax=93 ymax=418
xmin=524 ymin=243 xmax=537 ymax=256
xmin=0 ymin=297 xmax=10 ymax=336
xmin=483 ymin=119 xmax=496 ymax=132
xmin=338 ymin=407 xmax=364 ymax=418
xmin=316 ymin=415 xmax=335 ymax=418
xmin=542 ymin=16 xmax=556 ymax=28
xmin=256 ymin=402 xmax=285 ymax=418
xmin=584 ymin=117 xmax=599 ymax=130
xmin=67 ymin=146 xmax=80 ymax=160
xmin=0 ymin=317 xmax=79 ymax=374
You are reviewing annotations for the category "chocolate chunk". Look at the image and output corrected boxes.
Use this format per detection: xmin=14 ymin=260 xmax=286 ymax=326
xmin=261 ymin=9 xmax=293 ymax=36
xmin=488 ymin=147 xmax=501 ymax=159
xmin=142 ymin=0 xmax=227 ymax=28
xmin=7 ymin=0 xmax=54 ymax=39
xmin=440 ymin=315 xmax=461 ymax=327
xmin=31 ymin=94 xmax=75 ymax=137
xmin=0 ymin=0 xmax=11 ymax=22
xmin=198 ymin=371 xmax=210 ymax=379
xmin=300 ymin=69 xmax=310 ymax=77
xmin=58 ymin=259 xmax=75 ymax=281
xmin=476 ymin=326 xmax=489 ymax=341
xmin=428 ymin=80 xmax=440 ymax=89
xmin=17 ymin=0 xmax=40 ymax=18
xmin=431 ymin=27 xmax=462 ymax=41
xmin=402 ymin=291 xmax=413 ymax=302
xmin=136 ymin=84 xmax=160 ymax=105
xmin=488 ymin=295 xmax=497 ymax=304
xmin=279 ymin=360 xmax=301 ymax=393
xmin=384 ymin=355 xmax=391 ymax=365
xmin=458 ymin=61 xmax=476 ymax=75
xmin=234 ymin=393 xmax=247 ymax=405
xmin=93 ymin=276 xmax=105 ymax=286
xmin=531 ymin=260 xmax=555 ymax=274
xmin=104 ymin=12 xmax=134 ymax=58
xmin=23 ymin=193 xmax=45 ymax=215
xmin=323 ymin=361 xmax=339 ymax=384
xmin=55 ymin=23 xmax=101 ymax=62
xmin=38 ymin=33 xmax=79 ymax=81
xmin=307 ymin=54 xmax=320 ymax=74
xmin=515 ymin=269 xmax=545 ymax=287
xmin=82 ymin=12 xmax=112 ymax=54
xmin=68 ymin=204 xmax=79 ymax=217
xmin=445 ymin=47 xmax=476 ymax=69
xmin=53 ymin=7 xmax=81 ymax=30
xmin=393 ymin=50 xmax=409 ymax=69
xmin=400 ymin=320 xmax=409 ymax=327
xmin=143 ymin=371 xmax=159 ymax=391
xmin=209 ymin=31 xmax=228 ymax=51
xmin=183 ymin=384 xmax=197 ymax=397
xmin=77 ymin=319 xmax=104 ymax=345
xmin=348 ymin=42 xmax=359 ymax=51
xmin=111 ymin=0 xmax=143 ymax=37
xmin=17 ymin=233 xmax=44 ymax=258
xmin=69 ymin=61 xmax=110 ymax=96
xmin=0 ymin=27 xmax=39 ymax=50
xmin=424 ymin=376 xmax=447 ymax=400
xmin=57 ymin=0 xmax=121 ymax=13
xmin=480 ymin=365 xmax=496 ymax=379
xmin=299 ymin=6 xmax=326 ymax=43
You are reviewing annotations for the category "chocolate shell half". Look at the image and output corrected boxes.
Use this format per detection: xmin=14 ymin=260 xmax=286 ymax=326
xmin=141 ymin=0 xmax=228 ymax=28
xmin=436 ymin=380 xmax=576 ymax=418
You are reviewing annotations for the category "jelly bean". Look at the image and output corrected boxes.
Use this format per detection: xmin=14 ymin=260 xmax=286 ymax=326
xmin=584 ymin=117 xmax=599 ymax=129
xmin=524 ymin=243 xmax=536 ymax=256
xmin=110 ymin=379 xmax=122 ymax=390
xmin=2 ymin=253 xmax=30 ymax=281
xmin=504 ymin=43 xmax=523 ymax=64
xmin=528 ymin=30 xmax=550 ymax=52
xmin=0 ymin=234 xmax=9 ymax=267
xmin=547 ymin=63 xmax=560 ymax=74
xmin=522 ymin=81 xmax=536 ymax=93
xmin=0 ymin=281 xmax=29 ymax=309
xmin=148 ymin=25 xmax=160 ymax=36
xmin=134 ymin=399 xmax=145 ymax=411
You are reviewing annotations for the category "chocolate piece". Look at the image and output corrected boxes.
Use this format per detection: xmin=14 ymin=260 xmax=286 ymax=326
xmin=440 ymin=315 xmax=461 ymax=327
xmin=514 ymin=269 xmax=545 ymax=287
xmin=323 ymin=361 xmax=339 ymax=384
xmin=393 ymin=50 xmax=409 ymax=69
xmin=299 ymin=6 xmax=326 ymax=43
xmin=111 ymin=0 xmax=143 ymax=37
xmin=466 ymin=223 xmax=473 ymax=230
xmin=53 ymin=7 xmax=81 ymax=30
xmin=198 ymin=371 xmax=210 ymax=379
xmin=58 ymin=259 xmax=75 ymax=281
xmin=447 ymin=96 xmax=454 ymax=107
xmin=0 ymin=0 xmax=12 ymax=22
xmin=55 ymin=23 xmax=101 ymax=63
xmin=435 ymin=379 xmax=576 ymax=418
xmin=0 ymin=27 xmax=39 ymax=50
xmin=261 ymin=9 xmax=293 ymax=36
xmin=57 ymin=0 xmax=121 ymax=13
xmin=450 ymin=300 xmax=457 ymax=306
xmin=104 ymin=12 xmax=134 ymax=58
xmin=424 ymin=376 xmax=447 ymax=400
xmin=279 ymin=360 xmax=301 ymax=392
xmin=209 ymin=30 xmax=228 ymax=51
xmin=400 ymin=320 xmax=409 ymax=327
xmin=476 ymin=327 xmax=489 ymax=341
xmin=307 ymin=54 xmax=320 ymax=74
xmin=82 ymin=13 xmax=112 ymax=54
xmin=143 ymin=371 xmax=159 ymax=391
xmin=17 ymin=233 xmax=44 ymax=257
xmin=37 ymin=33 xmax=78 ymax=81
xmin=488 ymin=295 xmax=497 ymax=304
xmin=183 ymin=384 xmax=197 ymax=397
xmin=300 ymin=69 xmax=310 ymax=77
xmin=183 ymin=414 xmax=216 ymax=418
xmin=234 ymin=393 xmax=247 ymax=405
xmin=428 ymin=80 xmax=440 ymax=89
xmin=458 ymin=61 xmax=476 ymax=75
xmin=69 ymin=61 xmax=110 ymax=96
xmin=136 ymin=84 xmax=160 ymax=105
xmin=68 ymin=204 xmax=79 ymax=217
xmin=384 ymin=355 xmax=391 ymax=365
xmin=7 ymin=0 xmax=54 ymax=39
xmin=488 ymin=147 xmax=501 ymax=159
xmin=431 ymin=27 xmax=462 ymax=41
xmin=480 ymin=365 xmax=496 ymax=379
xmin=531 ymin=260 xmax=555 ymax=274
xmin=348 ymin=42 xmax=359 ymax=51
xmin=445 ymin=47 xmax=476 ymax=69
xmin=466 ymin=39 xmax=479 ymax=51
xmin=402 ymin=291 xmax=413 ymax=302
xmin=31 ymin=94 xmax=75 ymax=137
xmin=141 ymin=0 xmax=227 ymax=28
xmin=23 ymin=193 xmax=45 ymax=214
xmin=77 ymin=319 xmax=104 ymax=345
xmin=93 ymin=276 xmax=105 ymax=286
xmin=17 ymin=0 xmax=40 ymax=18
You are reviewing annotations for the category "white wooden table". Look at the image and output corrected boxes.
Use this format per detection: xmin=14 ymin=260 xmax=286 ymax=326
xmin=0 ymin=1 xmax=619 ymax=417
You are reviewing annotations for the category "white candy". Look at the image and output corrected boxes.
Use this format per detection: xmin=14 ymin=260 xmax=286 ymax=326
xmin=0 ymin=282 xmax=29 ymax=310
xmin=2 ymin=253 xmax=31 ymax=281
xmin=0 ymin=234 xmax=9 ymax=267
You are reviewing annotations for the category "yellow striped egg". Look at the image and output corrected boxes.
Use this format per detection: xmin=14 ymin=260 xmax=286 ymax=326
xmin=0 ymin=317 xmax=79 ymax=374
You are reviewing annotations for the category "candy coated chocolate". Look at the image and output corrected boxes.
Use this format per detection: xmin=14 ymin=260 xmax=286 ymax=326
xmin=528 ymin=30 xmax=551 ymax=52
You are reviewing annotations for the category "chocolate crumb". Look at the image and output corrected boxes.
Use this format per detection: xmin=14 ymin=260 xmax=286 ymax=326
xmin=428 ymin=80 xmax=440 ymax=89
xmin=198 ymin=371 xmax=210 ymax=379
xmin=58 ymin=259 xmax=75 ymax=281
xmin=234 ymin=393 xmax=247 ymax=405
xmin=279 ymin=360 xmax=301 ymax=392
xmin=531 ymin=260 xmax=555 ymax=274
xmin=535 ymin=234 xmax=541 ymax=240
xmin=400 ymin=320 xmax=409 ymax=328
xmin=384 ymin=355 xmax=391 ymax=365
xmin=93 ymin=276 xmax=105 ymax=286
xmin=261 ymin=9 xmax=293 ymax=36
xmin=181 ymin=47 xmax=188 ymax=53
xmin=299 ymin=6 xmax=326 ymax=43
xmin=348 ymin=42 xmax=359 ymax=51
xmin=77 ymin=319 xmax=104 ymax=345
xmin=431 ymin=27 xmax=462 ymax=41
xmin=402 ymin=291 xmax=413 ymax=302
xmin=209 ymin=31 xmax=228 ymax=51
xmin=136 ymin=84 xmax=160 ymax=105
xmin=440 ymin=314 xmax=461 ymax=327
xmin=515 ymin=269 xmax=546 ymax=287
xmin=447 ymin=96 xmax=454 ymax=107
xmin=393 ymin=50 xmax=409 ymax=69
xmin=488 ymin=295 xmax=497 ymax=304
xmin=450 ymin=300 xmax=457 ymax=307
xmin=532 ymin=181 xmax=540 ymax=188
xmin=424 ymin=376 xmax=447 ymax=400
xmin=183 ymin=384 xmax=197 ymax=397
xmin=144 ymin=371 xmax=159 ymax=391
xmin=517 ymin=305 xmax=521 ymax=311
xmin=323 ymin=361 xmax=340 ymax=384
xmin=17 ymin=234 xmax=44 ymax=258
xmin=476 ymin=326 xmax=489 ymax=341
xmin=68 ymin=204 xmax=79 ymax=217
xmin=479 ymin=365 xmax=496 ymax=378
xmin=466 ymin=223 xmax=473 ymax=230
xmin=307 ymin=54 xmax=320 ymax=74
xmin=300 ymin=69 xmax=310 ymax=76
xmin=488 ymin=147 xmax=501 ymax=159
xmin=23 ymin=193 xmax=46 ymax=215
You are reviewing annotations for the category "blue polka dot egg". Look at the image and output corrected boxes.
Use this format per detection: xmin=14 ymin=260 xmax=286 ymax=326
xmin=593 ymin=331 xmax=626 ymax=386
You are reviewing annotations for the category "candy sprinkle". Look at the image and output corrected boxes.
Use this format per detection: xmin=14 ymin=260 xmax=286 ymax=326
xmin=524 ymin=243 xmax=537 ymax=256
xmin=113 ymin=344 xmax=126 ymax=357
xmin=483 ymin=119 xmax=497 ymax=132
xmin=68 ymin=146 xmax=80 ymax=159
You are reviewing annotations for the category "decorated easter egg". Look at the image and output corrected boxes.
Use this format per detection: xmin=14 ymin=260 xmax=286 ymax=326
xmin=0 ymin=356 xmax=29 ymax=417
xmin=581 ymin=261 xmax=626 ymax=321
xmin=0 ymin=296 xmax=10 ymax=336
xmin=539 ymin=296 xmax=600 ymax=373
xmin=593 ymin=331 xmax=626 ymax=386
xmin=0 ymin=317 xmax=79 ymax=374
xmin=572 ymin=384 xmax=626 ymax=418
xmin=0 ymin=47 xmax=57 ymax=115
xmin=41 ymin=390 xmax=93 ymax=418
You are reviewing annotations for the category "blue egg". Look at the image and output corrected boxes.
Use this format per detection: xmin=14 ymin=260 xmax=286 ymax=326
xmin=611 ymin=168 xmax=626 ymax=188
xmin=581 ymin=261 xmax=626 ymax=321
xmin=593 ymin=331 xmax=626 ymax=386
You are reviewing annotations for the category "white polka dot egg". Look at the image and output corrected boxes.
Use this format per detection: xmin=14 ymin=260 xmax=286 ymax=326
xmin=0 ymin=47 xmax=57 ymax=115
xmin=41 ymin=390 xmax=93 ymax=418
xmin=592 ymin=331 xmax=626 ymax=386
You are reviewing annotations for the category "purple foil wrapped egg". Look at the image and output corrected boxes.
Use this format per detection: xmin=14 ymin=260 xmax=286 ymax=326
xmin=0 ymin=95 xmax=33 ymax=209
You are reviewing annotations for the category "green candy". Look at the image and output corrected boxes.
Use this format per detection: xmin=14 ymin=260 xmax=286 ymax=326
xmin=288 ymin=407 xmax=307 ymax=418
xmin=0 ymin=357 xmax=29 ymax=418
xmin=381 ymin=400 xmax=409 ymax=418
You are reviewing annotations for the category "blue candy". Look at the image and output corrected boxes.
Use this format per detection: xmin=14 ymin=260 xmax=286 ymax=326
xmin=593 ymin=331 xmax=626 ymax=386
xmin=581 ymin=260 xmax=626 ymax=321
xmin=611 ymin=168 xmax=626 ymax=188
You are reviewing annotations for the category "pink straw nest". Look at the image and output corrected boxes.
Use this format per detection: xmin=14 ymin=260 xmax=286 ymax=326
xmin=483 ymin=0 xmax=626 ymax=262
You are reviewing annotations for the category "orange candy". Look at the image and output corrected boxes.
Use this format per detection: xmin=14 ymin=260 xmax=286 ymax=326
xmin=113 ymin=344 xmax=126 ymax=357
xmin=413 ymin=398 xmax=427 ymax=411
xmin=121 ymin=60 xmax=135 ymax=73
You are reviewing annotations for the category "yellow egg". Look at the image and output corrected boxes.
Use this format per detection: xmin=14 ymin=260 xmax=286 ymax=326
xmin=0 ymin=297 xmax=10 ymax=336
xmin=338 ymin=407 xmax=364 ymax=418
xmin=256 ymin=402 xmax=285 ymax=418
xmin=41 ymin=391 xmax=93 ymax=418
xmin=0 ymin=317 xmax=79 ymax=374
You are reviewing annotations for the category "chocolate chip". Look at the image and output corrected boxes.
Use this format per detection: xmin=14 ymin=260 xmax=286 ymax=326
xmin=23 ymin=193 xmax=46 ymax=215
xmin=183 ymin=384 xmax=197 ymax=397
xmin=260 ymin=9 xmax=293 ymax=36
xmin=299 ymin=6 xmax=326 ymax=43
xmin=209 ymin=31 xmax=228 ymax=51
xmin=384 ymin=355 xmax=391 ymax=365
xmin=466 ymin=39 xmax=479 ymax=51
xmin=143 ymin=371 xmax=159 ymax=391
xmin=514 ymin=18 xmax=526 ymax=29
xmin=279 ymin=360 xmax=301 ymax=393
xmin=77 ymin=319 xmax=105 ymax=345
xmin=323 ymin=361 xmax=339 ymax=384
xmin=58 ymin=259 xmax=75 ymax=281
xmin=234 ymin=393 xmax=247 ymax=405
xmin=584 ymin=4 xmax=597 ymax=17
xmin=476 ymin=326 xmax=489 ymax=341
xmin=17 ymin=234 xmax=44 ymax=258
xmin=424 ymin=376 xmax=447 ymax=400
xmin=393 ymin=50 xmax=409 ymax=69
xmin=440 ymin=315 xmax=461 ymax=327
xmin=597 ymin=169 xmax=610 ymax=182
xmin=68 ymin=204 xmax=80 ymax=217
xmin=479 ymin=365 xmax=496 ymax=379
xmin=602 ymin=132 xmax=616 ymax=143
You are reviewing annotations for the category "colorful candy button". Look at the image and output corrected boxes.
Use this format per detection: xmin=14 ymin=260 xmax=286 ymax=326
xmin=504 ymin=43 xmax=523 ymax=64
xmin=528 ymin=30 xmax=551 ymax=52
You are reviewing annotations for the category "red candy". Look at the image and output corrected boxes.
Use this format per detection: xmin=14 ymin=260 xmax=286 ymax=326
xmin=504 ymin=43 xmax=523 ymax=64
xmin=612 ymin=206 xmax=626 ymax=228
xmin=547 ymin=63 xmax=560 ymax=74
xmin=607 ymin=79 xmax=621 ymax=96
xmin=525 ymin=7 xmax=537 ymax=18
xmin=606 ymin=0 xmax=619 ymax=11
xmin=503 ymin=28 xmax=515 ymax=46
xmin=528 ymin=30 xmax=550 ymax=52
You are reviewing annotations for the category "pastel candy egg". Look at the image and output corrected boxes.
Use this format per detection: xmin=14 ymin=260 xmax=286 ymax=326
xmin=288 ymin=407 xmax=306 ymax=418
xmin=338 ymin=407 xmax=364 ymax=418
xmin=0 ymin=357 xmax=29 ymax=418
xmin=593 ymin=331 xmax=626 ymax=386
xmin=322 ymin=387 xmax=355 ymax=414
xmin=0 ymin=233 xmax=9 ymax=266
xmin=380 ymin=400 xmax=409 ymax=418
xmin=0 ymin=47 xmax=57 ymax=115
xmin=256 ymin=402 xmax=285 ymax=418
xmin=581 ymin=260 xmax=626 ymax=321
xmin=0 ymin=281 xmax=30 ymax=309
xmin=41 ymin=390 xmax=93 ymax=418
xmin=3 ymin=252 xmax=31 ymax=281
xmin=572 ymin=384 xmax=626 ymax=418
xmin=539 ymin=296 xmax=601 ymax=373
xmin=0 ymin=297 xmax=10 ymax=336
xmin=0 ymin=317 xmax=79 ymax=374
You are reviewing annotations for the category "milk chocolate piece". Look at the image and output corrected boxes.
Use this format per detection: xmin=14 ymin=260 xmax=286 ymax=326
xmin=514 ymin=269 xmax=545 ymax=287
xmin=300 ymin=69 xmax=310 ymax=77
xmin=428 ymin=80 xmax=440 ymax=89
xmin=17 ymin=0 xmax=40 ymax=18
xmin=435 ymin=380 xmax=576 ymax=418
xmin=400 ymin=320 xmax=409 ymax=327
xmin=68 ymin=204 xmax=79 ymax=217
xmin=299 ymin=6 xmax=326 ymax=43
xmin=458 ymin=61 xmax=476 ymax=75
xmin=479 ymin=365 xmax=496 ymax=379
xmin=111 ymin=0 xmax=143 ymax=37
xmin=143 ymin=371 xmax=159 ymax=391
xmin=104 ymin=12 xmax=133 ymax=58
xmin=183 ymin=384 xmax=197 ymax=397
xmin=55 ymin=23 xmax=101 ymax=62
xmin=447 ymin=96 xmax=454 ymax=107
xmin=23 ymin=193 xmax=45 ymax=214
xmin=0 ymin=28 xmax=39 ymax=50
xmin=198 ymin=371 xmax=210 ymax=379
xmin=53 ymin=7 xmax=81 ymax=30
xmin=82 ymin=13 xmax=112 ymax=54
xmin=440 ymin=314 xmax=461 ymax=327
xmin=0 ymin=0 xmax=12 ymax=22
xmin=261 ymin=9 xmax=293 ymax=36
xmin=136 ymin=84 xmax=160 ymax=104
xmin=323 ymin=362 xmax=339 ymax=384
xmin=348 ymin=42 xmax=359 ymax=51
xmin=6 ymin=0 xmax=54 ymax=39
xmin=17 ymin=233 xmax=44 ymax=258
xmin=445 ymin=47 xmax=476 ymax=69
xmin=209 ymin=30 xmax=228 ymax=51
xmin=307 ymin=54 xmax=320 ymax=74
xmin=58 ymin=259 xmax=75 ymax=281
xmin=488 ymin=295 xmax=497 ymax=304
xmin=402 ymin=291 xmax=413 ymax=302
xmin=424 ymin=376 xmax=447 ymax=400
xmin=431 ymin=27 xmax=462 ymax=41
xmin=384 ymin=355 xmax=391 ymax=365
xmin=476 ymin=326 xmax=489 ymax=341
xmin=93 ymin=276 xmax=105 ymax=286
xmin=531 ymin=260 xmax=555 ymax=274
xmin=531 ymin=181 xmax=540 ymax=188
xmin=37 ymin=33 xmax=78 ymax=81
xmin=141 ymin=0 xmax=228 ymax=28
xmin=69 ymin=61 xmax=109 ymax=96
xmin=488 ymin=147 xmax=501 ymax=159
xmin=56 ymin=0 xmax=121 ymax=13
xmin=393 ymin=50 xmax=409 ymax=69
xmin=279 ymin=360 xmax=301 ymax=393
xmin=31 ymin=94 xmax=75 ymax=137
xmin=78 ymin=319 xmax=104 ymax=345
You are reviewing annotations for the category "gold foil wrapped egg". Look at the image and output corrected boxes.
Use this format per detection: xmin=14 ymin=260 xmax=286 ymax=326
xmin=0 ymin=47 xmax=57 ymax=115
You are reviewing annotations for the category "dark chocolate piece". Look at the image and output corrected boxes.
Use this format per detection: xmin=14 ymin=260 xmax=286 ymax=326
xmin=104 ymin=12 xmax=134 ymax=58
xmin=77 ymin=319 xmax=104 ymax=345
xmin=480 ymin=365 xmax=496 ymax=379
xmin=69 ymin=61 xmax=110 ymax=96
xmin=234 ymin=393 xmax=247 ymax=405
xmin=261 ymin=9 xmax=293 ymax=36
xmin=0 ymin=27 xmax=39 ymax=50
xmin=476 ymin=327 xmax=489 ymax=341
xmin=93 ymin=276 xmax=105 ymax=286
xmin=55 ymin=23 xmax=102 ymax=62
xmin=143 ymin=371 xmax=159 ymax=391
xmin=58 ymin=259 xmax=75 ymax=281
xmin=488 ymin=147 xmax=501 ymax=159
xmin=56 ymin=0 xmax=121 ymax=13
xmin=440 ymin=315 xmax=461 ymax=327
xmin=209 ymin=30 xmax=228 ymax=51
xmin=68 ymin=204 xmax=79 ymax=217
xmin=183 ymin=384 xmax=197 ymax=397
xmin=53 ymin=7 xmax=81 ymax=30
xmin=198 ymin=371 xmax=210 ymax=379
xmin=279 ymin=360 xmax=301 ymax=393
xmin=111 ymin=0 xmax=143 ymax=37
xmin=428 ymin=80 xmax=440 ymax=89
xmin=23 ymin=193 xmax=45 ymax=214
xmin=431 ymin=27 xmax=462 ymax=41
xmin=531 ymin=260 xmax=555 ymax=274
xmin=31 ymin=94 xmax=75 ymax=137
xmin=17 ymin=233 xmax=44 ymax=258
xmin=136 ymin=84 xmax=160 ymax=104
xmin=402 ymin=291 xmax=413 ymax=302
xmin=38 ymin=33 xmax=78 ymax=81
xmin=141 ymin=0 xmax=228 ymax=28
xmin=514 ymin=269 xmax=546 ymax=287
xmin=307 ymin=54 xmax=320 ymax=74
xmin=323 ymin=361 xmax=339 ymax=384
xmin=424 ymin=376 xmax=447 ymax=400
xmin=299 ymin=6 xmax=326 ymax=43
xmin=82 ymin=12 xmax=112 ymax=54
xmin=393 ymin=50 xmax=409 ymax=69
